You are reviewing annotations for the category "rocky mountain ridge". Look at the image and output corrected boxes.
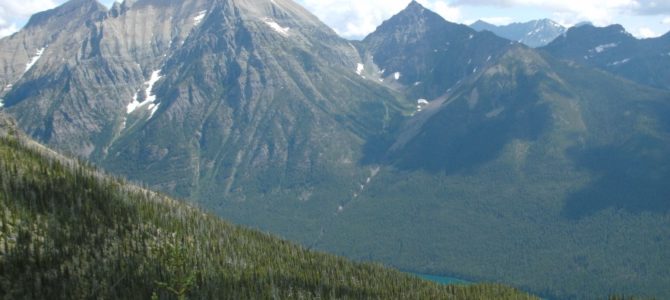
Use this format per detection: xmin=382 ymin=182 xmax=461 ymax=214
xmin=543 ymin=24 xmax=670 ymax=90
xmin=470 ymin=19 xmax=566 ymax=48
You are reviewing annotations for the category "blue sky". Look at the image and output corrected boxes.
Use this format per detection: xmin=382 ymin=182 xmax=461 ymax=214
xmin=1 ymin=0 xmax=669 ymax=39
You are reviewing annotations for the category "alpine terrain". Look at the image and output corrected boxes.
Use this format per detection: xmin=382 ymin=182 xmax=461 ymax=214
xmin=543 ymin=24 xmax=670 ymax=90
xmin=470 ymin=19 xmax=566 ymax=48
xmin=1 ymin=0 xmax=669 ymax=299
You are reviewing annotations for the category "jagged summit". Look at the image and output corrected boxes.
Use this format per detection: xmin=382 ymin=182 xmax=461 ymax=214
xmin=361 ymin=1 xmax=512 ymax=99
xmin=406 ymin=0 xmax=425 ymax=10
xmin=378 ymin=0 xmax=459 ymax=30
xmin=25 ymin=0 xmax=107 ymax=29
xmin=470 ymin=18 xmax=566 ymax=47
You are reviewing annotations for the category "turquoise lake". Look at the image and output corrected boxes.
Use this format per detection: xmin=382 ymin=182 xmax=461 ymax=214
xmin=412 ymin=273 xmax=471 ymax=285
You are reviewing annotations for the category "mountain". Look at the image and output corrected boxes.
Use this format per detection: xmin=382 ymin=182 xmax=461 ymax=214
xmin=320 ymin=43 xmax=670 ymax=299
xmin=543 ymin=24 xmax=670 ymax=90
xmin=0 ymin=0 xmax=408 ymax=244
xmin=0 ymin=112 xmax=537 ymax=299
xmin=1 ymin=1 xmax=670 ymax=299
xmin=360 ymin=1 xmax=515 ymax=101
xmin=332 ymin=3 xmax=670 ymax=299
xmin=471 ymin=19 xmax=566 ymax=48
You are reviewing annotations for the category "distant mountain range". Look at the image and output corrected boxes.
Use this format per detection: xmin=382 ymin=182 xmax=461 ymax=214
xmin=470 ymin=19 xmax=566 ymax=47
xmin=1 ymin=0 xmax=670 ymax=299
xmin=543 ymin=24 xmax=670 ymax=90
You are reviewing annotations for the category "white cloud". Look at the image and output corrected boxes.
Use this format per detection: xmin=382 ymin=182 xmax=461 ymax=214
xmin=479 ymin=17 xmax=514 ymax=25
xmin=634 ymin=1 xmax=670 ymax=15
xmin=454 ymin=0 xmax=639 ymax=26
xmin=663 ymin=17 xmax=670 ymax=25
xmin=0 ymin=23 xmax=18 ymax=38
xmin=298 ymin=0 xmax=460 ymax=39
xmin=636 ymin=26 xmax=659 ymax=38
xmin=0 ymin=0 xmax=62 ymax=38
xmin=429 ymin=1 xmax=461 ymax=22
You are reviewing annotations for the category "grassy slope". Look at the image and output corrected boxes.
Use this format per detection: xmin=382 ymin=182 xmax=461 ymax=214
xmin=0 ymin=128 xmax=536 ymax=299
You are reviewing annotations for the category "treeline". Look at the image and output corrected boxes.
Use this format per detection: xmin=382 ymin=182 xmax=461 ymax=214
xmin=0 ymin=135 xmax=536 ymax=299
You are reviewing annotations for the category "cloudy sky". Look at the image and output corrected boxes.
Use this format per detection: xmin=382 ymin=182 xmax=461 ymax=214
xmin=1 ymin=0 xmax=669 ymax=39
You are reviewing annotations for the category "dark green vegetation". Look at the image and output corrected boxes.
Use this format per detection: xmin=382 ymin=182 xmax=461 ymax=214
xmin=319 ymin=46 xmax=670 ymax=299
xmin=2 ymin=0 xmax=670 ymax=299
xmin=0 ymin=122 xmax=537 ymax=299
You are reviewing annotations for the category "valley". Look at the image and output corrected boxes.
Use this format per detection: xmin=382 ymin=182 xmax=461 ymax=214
xmin=1 ymin=0 xmax=669 ymax=299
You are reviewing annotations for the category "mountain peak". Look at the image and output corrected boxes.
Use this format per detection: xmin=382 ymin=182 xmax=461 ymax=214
xmin=394 ymin=0 xmax=438 ymax=19
xmin=374 ymin=0 xmax=457 ymax=33
xmin=472 ymin=20 xmax=493 ymax=26
xmin=25 ymin=0 xmax=107 ymax=29
xmin=561 ymin=23 xmax=633 ymax=41
xmin=470 ymin=18 xmax=566 ymax=47
xmin=407 ymin=0 xmax=423 ymax=8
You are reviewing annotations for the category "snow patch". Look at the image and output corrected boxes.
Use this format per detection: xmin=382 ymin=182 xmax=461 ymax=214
xmin=394 ymin=72 xmax=401 ymax=80
xmin=417 ymin=99 xmax=429 ymax=112
xmin=356 ymin=63 xmax=364 ymax=75
xmin=144 ymin=70 xmax=162 ymax=103
xmin=487 ymin=55 xmax=492 ymax=62
xmin=472 ymin=67 xmax=478 ymax=73
xmin=193 ymin=10 xmax=207 ymax=26
xmin=591 ymin=43 xmax=618 ymax=54
xmin=262 ymin=17 xmax=290 ymax=37
xmin=370 ymin=167 xmax=380 ymax=177
xmin=608 ymin=58 xmax=630 ymax=66
xmin=0 ymin=99 xmax=4 ymax=108
xmin=468 ymin=34 xmax=474 ymax=39
xmin=127 ymin=70 xmax=163 ymax=115
xmin=126 ymin=96 xmax=142 ymax=114
xmin=25 ymin=47 xmax=46 ymax=73
xmin=413 ymin=81 xmax=421 ymax=86
xmin=486 ymin=107 xmax=505 ymax=118
xmin=148 ymin=103 xmax=160 ymax=119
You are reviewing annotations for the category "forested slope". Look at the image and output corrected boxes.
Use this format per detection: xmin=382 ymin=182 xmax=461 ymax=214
xmin=0 ymin=115 xmax=535 ymax=299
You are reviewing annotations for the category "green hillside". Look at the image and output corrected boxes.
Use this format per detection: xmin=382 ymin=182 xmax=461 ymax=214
xmin=0 ymin=121 xmax=535 ymax=299
xmin=317 ymin=47 xmax=670 ymax=299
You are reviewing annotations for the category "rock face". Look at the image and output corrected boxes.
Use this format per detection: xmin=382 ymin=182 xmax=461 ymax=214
xmin=0 ymin=0 xmax=407 ymax=241
xmin=2 ymin=1 xmax=670 ymax=299
xmin=471 ymin=19 xmax=566 ymax=48
xmin=543 ymin=24 xmax=670 ymax=90
xmin=0 ymin=111 xmax=18 ymax=138
xmin=361 ymin=1 xmax=514 ymax=100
